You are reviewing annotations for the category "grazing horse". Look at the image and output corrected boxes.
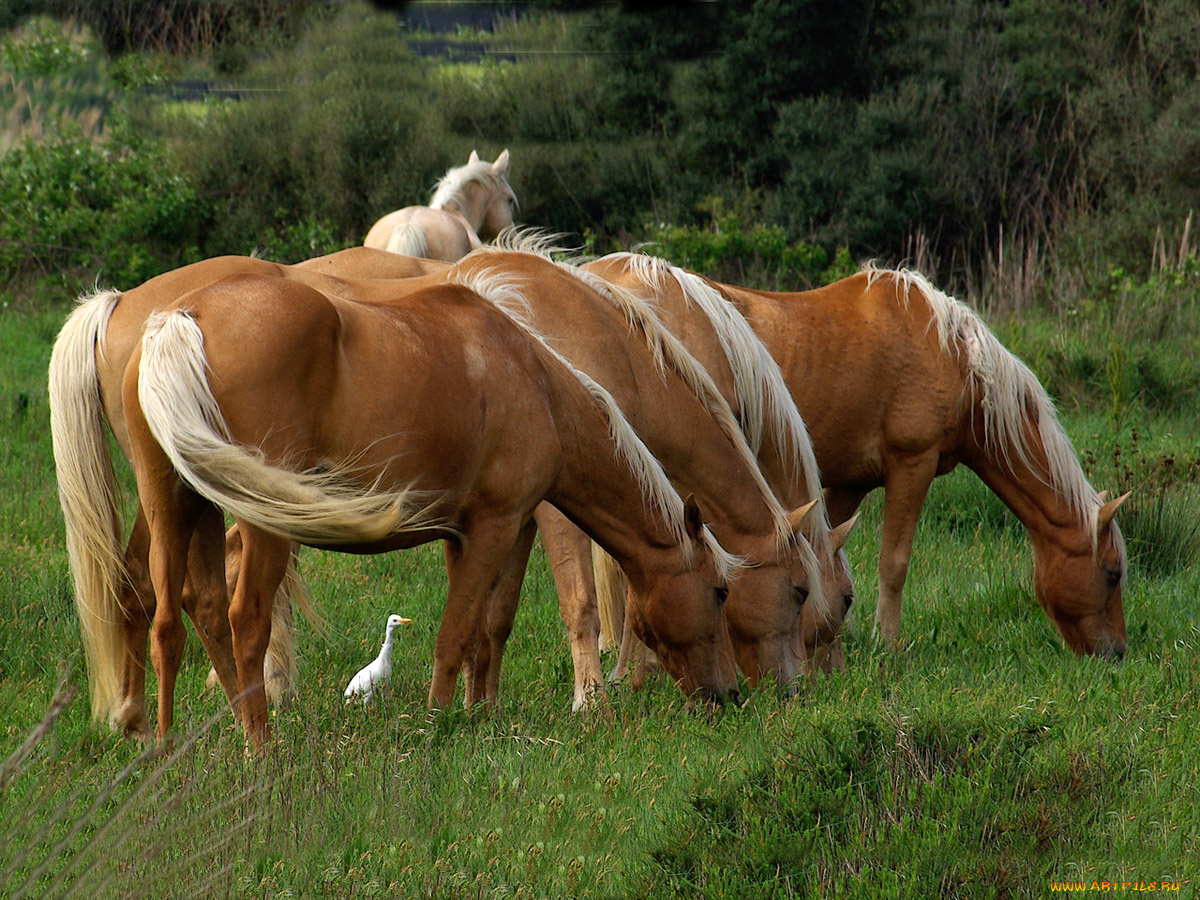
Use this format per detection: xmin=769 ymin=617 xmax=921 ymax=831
xmin=578 ymin=258 xmax=1130 ymax=664
xmin=719 ymin=265 xmax=1129 ymax=658
xmin=362 ymin=150 xmax=517 ymax=261
xmin=122 ymin=276 xmax=741 ymax=746
xmin=48 ymin=252 xmax=444 ymax=737
xmin=581 ymin=253 xmax=859 ymax=674
xmin=58 ymin=245 xmax=825 ymax=722
xmin=445 ymin=249 xmax=825 ymax=706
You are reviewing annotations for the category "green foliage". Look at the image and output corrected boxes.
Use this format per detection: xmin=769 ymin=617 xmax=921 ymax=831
xmin=162 ymin=3 xmax=447 ymax=257
xmin=0 ymin=122 xmax=204 ymax=291
xmin=641 ymin=197 xmax=857 ymax=289
xmin=0 ymin=15 xmax=92 ymax=77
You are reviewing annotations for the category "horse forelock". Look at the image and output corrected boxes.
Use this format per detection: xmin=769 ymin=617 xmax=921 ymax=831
xmin=865 ymin=265 xmax=1099 ymax=537
xmin=701 ymin=525 xmax=747 ymax=585
xmin=429 ymin=159 xmax=514 ymax=213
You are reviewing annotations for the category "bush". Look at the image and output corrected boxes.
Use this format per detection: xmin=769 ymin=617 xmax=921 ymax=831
xmin=162 ymin=3 xmax=450 ymax=257
xmin=0 ymin=121 xmax=204 ymax=291
xmin=637 ymin=198 xmax=856 ymax=289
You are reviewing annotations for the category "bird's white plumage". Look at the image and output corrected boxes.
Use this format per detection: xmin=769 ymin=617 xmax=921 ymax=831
xmin=344 ymin=613 xmax=412 ymax=703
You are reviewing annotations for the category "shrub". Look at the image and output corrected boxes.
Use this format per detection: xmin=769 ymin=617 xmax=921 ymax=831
xmin=160 ymin=3 xmax=451 ymax=257
xmin=0 ymin=121 xmax=204 ymax=291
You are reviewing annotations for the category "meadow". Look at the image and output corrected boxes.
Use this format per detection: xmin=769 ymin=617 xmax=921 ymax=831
xmin=0 ymin=280 xmax=1197 ymax=899
xmin=2 ymin=4 xmax=1200 ymax=895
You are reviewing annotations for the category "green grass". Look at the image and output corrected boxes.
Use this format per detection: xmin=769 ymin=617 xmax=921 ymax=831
xmin=1 ymin=297 xmax=1197 ymax=899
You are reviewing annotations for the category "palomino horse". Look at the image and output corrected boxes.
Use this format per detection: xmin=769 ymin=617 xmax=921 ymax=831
xmin=122 ymin=275 xmax=742 ymax=746
xmin=56 ymin=245 xmax=822 ymax=724
xmin=48 ymin=252 xmax=445 ymax=737
xmin=362 ymin=150 xmax=517 ymax=261
xmin=581 ymin=253 xmax=860 ymax=674
xmin=657 ymin=263 xmax=1129 ymax=659
xmin=444 ymin=248 xmax=826 ymax=706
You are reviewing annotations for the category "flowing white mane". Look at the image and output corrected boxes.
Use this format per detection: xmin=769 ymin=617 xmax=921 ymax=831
xmin=428 ymin=159 xmax=514 ymax=214
xmin=598 ymin=253 xmax=830 ymax=548
xmin=446 ymin=265 xmax=745 ymax=582
xmin=864 ymin=266 xmax=1102 ymax=533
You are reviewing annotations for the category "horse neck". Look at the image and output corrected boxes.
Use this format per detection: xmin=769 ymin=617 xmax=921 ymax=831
xmin=539 ymin=377 xmax=694 ymax=591
xmin=438 ymin=182 xmax=486 ymax=231
xmin=648 ymin=410 xmax=780 ymax=555
xmin=965 ymin=421 xmax=1094 ymax=558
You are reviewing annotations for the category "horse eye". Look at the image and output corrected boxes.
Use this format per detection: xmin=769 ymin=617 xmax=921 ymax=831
xmin=1106 ymin=568 xmax=1121 ymax=587
xmin=842 ymin=593 xmax=854 ymax=613
xmin=793 ymin=585 xmax=809 ymax=607
xmin=714 ymin=586 xmax=729 ymax=605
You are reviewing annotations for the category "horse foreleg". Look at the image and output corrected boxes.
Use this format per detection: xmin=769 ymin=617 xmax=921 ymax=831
xmin=226 ymin=524 xmax=290 ymax=751
xmin=431 ymin=517 xmax=526 ymax=709
xmin=808 ymin=488 xmax=868 ymax=674
xmin=875 ymin=453 xmax=939 ymax=648
xmin=534 ymin=504 xmax=606 ymax=711
xmin=468 ymin=517 xmax=538 ymax=707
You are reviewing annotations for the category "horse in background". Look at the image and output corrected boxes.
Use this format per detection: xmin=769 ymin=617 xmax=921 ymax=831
xmin=362 ymin=149 xmax=517 ymax=261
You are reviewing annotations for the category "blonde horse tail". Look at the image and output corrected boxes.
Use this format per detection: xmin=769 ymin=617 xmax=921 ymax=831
xmin=48 ymin=290 xmax=126 ymax=722
xmin=137 ymin=309 xmax=445 ymax=546
xmin=593 ymin=543 xmax=626 ymax=654
xmin=386 ymin=223 xmax=428 ymax=259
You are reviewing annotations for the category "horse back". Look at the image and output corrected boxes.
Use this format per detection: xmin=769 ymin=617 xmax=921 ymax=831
xmin=168 ymin=276 xmax=561 ymax=507
xmin=363 ymin=207 xmax=479 ymax=262
xmin=725 ymin=272 xmax=972 ymax=486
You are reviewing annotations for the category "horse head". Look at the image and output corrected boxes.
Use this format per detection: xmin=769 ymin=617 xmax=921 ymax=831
xmin=627 ymin=495 xmax=740 ymax=705
xmin=801 ymin=514 xmax=859 ymax=674
xmin=719 ymin=500 xmax=824 ymax=692
xmin=1033 ymin=491 xmax=1130 ymax=660
xmin=474 ymin=148 xmax=518 ymax=239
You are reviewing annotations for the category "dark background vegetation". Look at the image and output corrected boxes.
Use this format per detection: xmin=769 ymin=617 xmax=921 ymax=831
xmin=2 ymin=0 xmax=1199 ymax=301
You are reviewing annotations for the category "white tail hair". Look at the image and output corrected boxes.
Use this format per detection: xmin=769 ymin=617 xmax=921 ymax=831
xmin=385 ymin=223 xmax=428 ymax=258
xmin=137 ymin=310 xmax=442 ymax=546
xmin=48 ymin=289 xmax=125 ymax=721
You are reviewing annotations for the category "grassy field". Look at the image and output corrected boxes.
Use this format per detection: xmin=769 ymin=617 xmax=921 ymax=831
xmin=0 ymin=291 xmax=1197 ymax=899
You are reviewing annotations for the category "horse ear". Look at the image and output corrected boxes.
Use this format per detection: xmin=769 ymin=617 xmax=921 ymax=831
xmin=786 ymin=499 xmax=819 ymax=535
xmin=1096 ymin=491 xmax=1131 ymax=535
xmin=683 ymin=492 xmax=705 ymax=542
xmin=829 ymin=513 xmax=860 ymax=553
xmin=1097 ymin=489 xmax=1109 ymax=502
xmin=492 ymin=148 xmax=510 ymax=175
xmin=468 ymin=149 xmax=480 ymax=164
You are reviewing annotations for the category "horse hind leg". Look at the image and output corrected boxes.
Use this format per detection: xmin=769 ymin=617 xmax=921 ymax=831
xmin=875 ymin=452 xmax=939 ymax=648
xmin=143 ymin=490 xmax=213 ymax=741
xmin=206 ymin=527 xmax=300 ymax=706
xmin=115 ymin=508 xmax=155 ymax=741
xmin=181 ymin=504 xmax=240 ymax=712
xmin=226 ymin=523 xmax=291 ymax=750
